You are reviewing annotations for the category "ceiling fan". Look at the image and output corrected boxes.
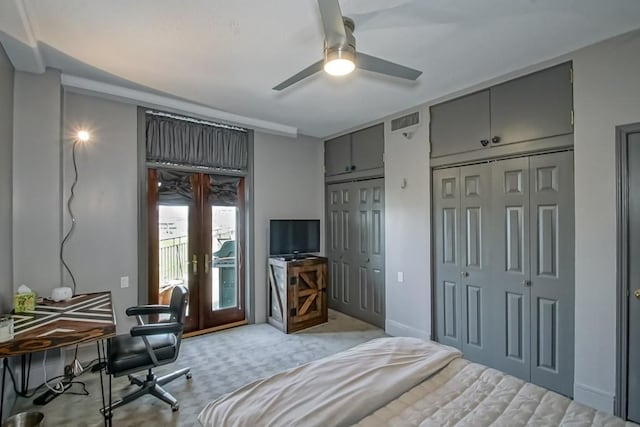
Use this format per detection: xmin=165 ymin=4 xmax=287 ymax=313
xmin=272 ymin=0 xmax=423 ymax=91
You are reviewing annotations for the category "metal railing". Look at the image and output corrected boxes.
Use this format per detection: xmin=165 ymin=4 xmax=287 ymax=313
xmin=159 ymin=236 xmax=188 ymax=285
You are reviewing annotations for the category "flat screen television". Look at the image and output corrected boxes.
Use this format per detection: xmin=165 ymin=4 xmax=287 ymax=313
xmin=269 ymin=219 xmax=320 ymax=257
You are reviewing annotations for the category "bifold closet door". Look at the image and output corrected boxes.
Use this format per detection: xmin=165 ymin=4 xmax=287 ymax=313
xmin=327 ymin=182 xmax=355 ymax=314
xmin=433 ymin=167 xmax=463 ymax=349
xmin=327 ymin=179 xmax=385 ymax=327
xmin=529 ymin=151 xmax=574 ymax=397
xmin=491 ymin=157 xmax=532 ymax=381
xmin=434 ymin=165 xmax=491 ymax=361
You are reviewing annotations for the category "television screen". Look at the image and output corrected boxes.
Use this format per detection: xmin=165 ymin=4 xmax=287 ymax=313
xmin=269 ymin=219 xmax=320 ymax=256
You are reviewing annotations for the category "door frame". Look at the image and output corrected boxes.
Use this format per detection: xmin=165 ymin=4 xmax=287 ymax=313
xmin=615 ymin=122 xmax=640 ymax=418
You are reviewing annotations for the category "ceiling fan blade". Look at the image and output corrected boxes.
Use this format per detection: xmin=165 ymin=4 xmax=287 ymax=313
xmin=318 ymin=0 xmax=347 ymax=47
xmin=273 ymin=59 xmax=324 ymax=91
xmin=357 ymin=52 xmax=422 ymax=80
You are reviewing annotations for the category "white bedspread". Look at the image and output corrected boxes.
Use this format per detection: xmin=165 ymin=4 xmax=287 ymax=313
xmin=354 ymin=358 xmax=638 ymax=427
xmin=198 ymin=337 xmax=461 ymax=427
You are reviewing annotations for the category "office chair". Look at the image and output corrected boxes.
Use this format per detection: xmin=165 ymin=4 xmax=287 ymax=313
xmin=102 ymin=285 xmax=191 ymax=417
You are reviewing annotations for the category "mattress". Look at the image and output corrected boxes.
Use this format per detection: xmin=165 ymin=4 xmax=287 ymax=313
xmin=355 ymin=358 xmax=637 ymax=427
xmin=199 ymin=337 xmax=637 ymax=427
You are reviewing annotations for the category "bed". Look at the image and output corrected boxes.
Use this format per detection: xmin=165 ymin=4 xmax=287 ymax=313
xmin=198 ymin=337 xmax=637 ymax=427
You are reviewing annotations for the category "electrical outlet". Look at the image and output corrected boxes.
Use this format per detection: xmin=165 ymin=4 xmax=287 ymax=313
xmin=397 ymin=272 xmax=404 ymax=283
xmin=120 ymin=276 xmax=129 ymax=288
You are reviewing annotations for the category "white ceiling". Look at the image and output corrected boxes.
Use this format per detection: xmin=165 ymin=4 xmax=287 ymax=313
xmin=1 ymin=0 xmax=640 ymax=138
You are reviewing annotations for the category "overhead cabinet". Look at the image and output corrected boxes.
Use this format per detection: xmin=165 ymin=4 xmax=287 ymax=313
xmin=430 ymin=62 xmax=573 ymax=160
xmin=325 ymin=123 xmax=384 ymax=178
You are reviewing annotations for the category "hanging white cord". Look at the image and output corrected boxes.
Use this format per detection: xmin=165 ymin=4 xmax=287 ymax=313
xmin=43 ymin=351 xmax=64 ymax=394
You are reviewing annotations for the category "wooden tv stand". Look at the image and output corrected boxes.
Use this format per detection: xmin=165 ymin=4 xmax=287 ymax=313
xmin=267 ymin=256 xmax=328 ymax=333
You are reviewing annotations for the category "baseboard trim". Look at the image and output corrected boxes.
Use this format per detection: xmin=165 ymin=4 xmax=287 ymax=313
xmin=183 ymin=320 xmax=247 ymax=338
xmin=385 ymin=319 xmax=430 ymax=340
xmin=574 ymin=382 xmax=615 ymax=413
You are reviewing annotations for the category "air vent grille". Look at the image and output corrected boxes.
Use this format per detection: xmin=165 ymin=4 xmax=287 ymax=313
xmin=391 ymin=112 xmax=419 ymax=131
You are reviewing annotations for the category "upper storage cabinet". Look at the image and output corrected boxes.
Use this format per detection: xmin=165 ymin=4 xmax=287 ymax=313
xmin=430 ymin=62 xmax=573 ymax=161
xmin=325 ymin=123 xmax=384 ymax=178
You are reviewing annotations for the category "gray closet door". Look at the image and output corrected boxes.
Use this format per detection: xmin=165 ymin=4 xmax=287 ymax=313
xmin=529 ymin=151 xmax=574 ymax=397
xmin=433 ymin=168 xmax=462 ymax=348
xmin=459 ymin=164 xmax=493 ymax=365
xmin=326 ymin=182 xmax=355 ymax=313
xmin=353 ymin=178 xmax=385 ymax=327
xmin=491 ymin=156 xmax=532 ymax=381
xmin=627 ymin=131 xmax=640 ymax=423
xmin=327 ymin=179 xmax=385 ymax=327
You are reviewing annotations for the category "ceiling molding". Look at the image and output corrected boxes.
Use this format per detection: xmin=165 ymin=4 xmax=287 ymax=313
xmin=61 ymin=74 xmax=299 ymax=138
xmin=0 ymin=0 xmax=44 ymax=73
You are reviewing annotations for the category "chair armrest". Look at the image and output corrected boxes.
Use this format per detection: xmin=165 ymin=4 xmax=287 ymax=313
xmin=130 ymin=322 xmax=182 ymax=337
xmin=126 ymin=305 xmax=171 ymax=316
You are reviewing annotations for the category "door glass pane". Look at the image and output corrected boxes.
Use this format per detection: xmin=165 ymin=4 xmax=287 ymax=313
xmin=157 ymin=171 xmax=193 ymax=317
xmin=208 ymin=176 xmax=240 ymax=311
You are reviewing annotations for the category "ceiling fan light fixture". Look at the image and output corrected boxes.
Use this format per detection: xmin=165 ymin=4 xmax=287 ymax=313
xmin=324 ymin=48 xmax=355 ymax=76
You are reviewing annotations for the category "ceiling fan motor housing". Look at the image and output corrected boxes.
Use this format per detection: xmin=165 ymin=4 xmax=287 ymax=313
xmin=324 ymin=17 xmax=356 ymax=66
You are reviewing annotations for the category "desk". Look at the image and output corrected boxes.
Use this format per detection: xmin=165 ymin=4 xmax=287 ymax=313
xmin=0 ymin=292 xmax=116 ymax=422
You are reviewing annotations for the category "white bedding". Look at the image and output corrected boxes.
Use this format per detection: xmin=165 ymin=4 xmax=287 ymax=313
xmin=198 ymin=337 xmax=461 ymax=427
xmin=199 ymin=338 xmax=637 ymax=427
xmin=355 ymin=358 xmax=637 ymax=427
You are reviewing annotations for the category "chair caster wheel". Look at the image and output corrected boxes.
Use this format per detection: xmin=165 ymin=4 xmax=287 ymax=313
xmin=172 ymin=404 xmax=180 ymax=412
xmin=186 ymin=372 xmax=192 ymax=380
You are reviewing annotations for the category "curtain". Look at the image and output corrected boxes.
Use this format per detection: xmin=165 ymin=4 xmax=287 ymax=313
xmin=146 ymin=114 xmax=248 ymax=171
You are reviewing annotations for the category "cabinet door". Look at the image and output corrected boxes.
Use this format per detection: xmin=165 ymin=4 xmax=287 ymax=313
xmin=491 ymin=62 xmax=573 ymax=145
xmin=325 ymin=134 xmax=351 ymax=176
xmin=351 ymin=124 xmax=384 ymax=172
xmin=433 ymin=167 xmax=462 ymax=349
xmin=430 ymin=90 xmax=491 ymax=158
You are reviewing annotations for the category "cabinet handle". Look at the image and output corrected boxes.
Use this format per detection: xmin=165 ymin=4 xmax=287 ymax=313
xmin=491 ymin=136 xmax=501 ymax=144
xmin=480 ymin=139 xmax=489 ymax=147
xmin=351 ymin=165 xmax=356 ymax=171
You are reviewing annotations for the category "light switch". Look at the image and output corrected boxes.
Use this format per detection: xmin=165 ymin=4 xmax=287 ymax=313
xmin=397 ymin=272 xmax=404 ymax=283
xmin=120 ymin=276 xmax=129 ymax=288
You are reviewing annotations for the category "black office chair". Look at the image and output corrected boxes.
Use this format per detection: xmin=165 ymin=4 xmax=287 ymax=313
xmin=103 ymin=285 xmax=191 ymax=416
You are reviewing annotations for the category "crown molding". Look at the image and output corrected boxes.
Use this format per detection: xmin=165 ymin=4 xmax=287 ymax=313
xmin=60 ymin=74 xmax=299 ymax=137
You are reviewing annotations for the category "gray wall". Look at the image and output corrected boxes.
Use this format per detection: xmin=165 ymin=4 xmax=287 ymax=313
xmin=12 ymin=69 xmax=61 ymax=295
xmin=0 ymin=44 xmax=13 ymax=312
xmin=571 ymin=30 xmax=640 ymax=411
xmin=253 ymin=131 xmax=325 ymax=323
xmin=62 ymin=92 xmax=139 ymax=332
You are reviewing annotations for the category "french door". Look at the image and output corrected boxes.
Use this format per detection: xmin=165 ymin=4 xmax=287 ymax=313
xmin=148 ymin=168 xmax=245 ymax=333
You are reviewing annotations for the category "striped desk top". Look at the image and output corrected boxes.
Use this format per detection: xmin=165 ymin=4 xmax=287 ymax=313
xmin=0 ymin=292 xmax=116 ymax=357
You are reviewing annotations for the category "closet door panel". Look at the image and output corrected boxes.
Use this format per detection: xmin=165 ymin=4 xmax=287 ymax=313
xmin=433 ymin=168 xmax=462 ymax=348
xmin=491 ymin=157 xmax=531 ymax=381
xmin=459 ymin=163 xmax=493 ymax=365
xmin=529 ymin=151 xmax=574 ymax=397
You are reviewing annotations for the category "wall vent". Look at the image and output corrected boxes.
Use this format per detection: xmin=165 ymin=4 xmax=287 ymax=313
xmin=391 ymin=111 xmax=420 ymax=131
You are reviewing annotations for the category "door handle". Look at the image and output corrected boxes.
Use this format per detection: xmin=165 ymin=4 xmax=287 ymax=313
xmin=635 ymin=289 xmax=640 ymax=299
xmin=192 ymin=254 xmax=198 ymax=275
xmin=461 ymin=271 xmax=469 ymax=277
xmin=522 ymin=280 xmax=531 ymax=287
xmin=204 ymin=254 xmax=210 ymax=274
xmin=366 ymin=258 xmax=370 ymax=263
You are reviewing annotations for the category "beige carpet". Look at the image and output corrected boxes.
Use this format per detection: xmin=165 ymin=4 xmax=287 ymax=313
xmin=11 ymin=310 xmax=385 ymax=426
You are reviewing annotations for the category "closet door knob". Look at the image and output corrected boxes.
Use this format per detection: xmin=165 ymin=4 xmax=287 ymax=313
xmin=351 ymin=165 xmax=356 ymax=171
xmin=461 ymin=271 xmax=469 ymax=278
xmin=491 ymin=136 xmax=501 ymax=144
xmin=480 ymin=139 xmax=489 ymax=147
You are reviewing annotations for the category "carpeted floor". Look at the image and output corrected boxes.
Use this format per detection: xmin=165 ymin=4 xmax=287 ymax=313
xmin=11 ymin=310 xmax=385 ymax=426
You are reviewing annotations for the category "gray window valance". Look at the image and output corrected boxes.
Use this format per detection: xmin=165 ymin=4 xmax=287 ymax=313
xmin=146 ymin=114 xmax=248 ymax=171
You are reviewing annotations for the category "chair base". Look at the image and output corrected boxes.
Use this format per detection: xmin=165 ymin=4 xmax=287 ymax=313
xmin=101 ymin=367 xmax=192 ymax=417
